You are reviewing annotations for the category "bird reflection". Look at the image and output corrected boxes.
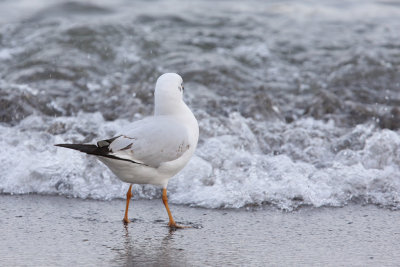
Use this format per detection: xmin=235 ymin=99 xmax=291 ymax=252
xmin=114 ymin=223 xmax=187 ymax=266
xmin=121 ymin=224 xmax=135 ymax=265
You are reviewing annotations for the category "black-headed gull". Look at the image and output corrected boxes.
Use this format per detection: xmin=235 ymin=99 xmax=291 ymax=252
xmin=56 ymin=73 xmax=199 ymax=228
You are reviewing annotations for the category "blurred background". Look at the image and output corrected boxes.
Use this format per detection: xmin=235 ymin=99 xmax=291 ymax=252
xmin=0 ymin=0 xmax=399 ymax=210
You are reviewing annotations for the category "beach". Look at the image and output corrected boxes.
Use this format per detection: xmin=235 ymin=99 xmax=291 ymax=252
xmin=1 ymin=194 xmax=400 ymax=266
xmin=1 ymin=0 xmax=400 ymax=266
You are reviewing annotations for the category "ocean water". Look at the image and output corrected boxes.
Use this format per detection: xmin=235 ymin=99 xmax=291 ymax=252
xmin=0 ymin=0 xmax=399 ymax=210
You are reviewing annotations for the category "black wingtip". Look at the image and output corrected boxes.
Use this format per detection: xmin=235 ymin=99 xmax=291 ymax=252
xmin=54 ymin=143 xmax=100 ymax=154
xmin=54 ymin=144 xmax=66 ymax=147
xmin=55 ymin=142 xmax=146 ymax=166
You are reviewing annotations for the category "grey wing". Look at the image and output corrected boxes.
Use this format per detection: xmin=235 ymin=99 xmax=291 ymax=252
xmin=105 ymin=117 xmax=191 ymax=167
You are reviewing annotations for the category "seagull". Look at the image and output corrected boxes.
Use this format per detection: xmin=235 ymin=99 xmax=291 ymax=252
xmin=56 ymin=73 xmax=199 ymax=228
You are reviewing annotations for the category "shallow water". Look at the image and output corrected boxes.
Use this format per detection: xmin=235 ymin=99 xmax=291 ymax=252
xmin=0 ymin=0 xmax=400 ymax=210
xmin=2 ymin=195 xmax=400 ymax=266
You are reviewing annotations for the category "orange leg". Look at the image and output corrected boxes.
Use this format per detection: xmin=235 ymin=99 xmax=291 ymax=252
xmin=123 ymin=184 xmax=133 ymax=224
xmin=162 ymin=188 xmax=187 ymax=229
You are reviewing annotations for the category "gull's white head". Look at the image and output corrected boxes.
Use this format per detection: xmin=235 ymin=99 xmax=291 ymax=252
xmin=154 ymin=73 xmax=188 ymax=116
xmin=155 ymin=73 xmax=184 ymax=100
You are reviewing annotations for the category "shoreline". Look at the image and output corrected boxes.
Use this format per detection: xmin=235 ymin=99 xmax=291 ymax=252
xmin=1 ymin=194 xmax=400 ymax=266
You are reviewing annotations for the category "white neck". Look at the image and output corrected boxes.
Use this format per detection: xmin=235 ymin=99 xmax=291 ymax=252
xmin=154 ymin=97 xmax=199 ymax=141
xmin=154 ymin=96 xmax=185 ymax=116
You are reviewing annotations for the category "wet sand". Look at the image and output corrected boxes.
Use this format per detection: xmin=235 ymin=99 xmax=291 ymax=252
xmin=1 ymin=195 xmax=399 ymax=266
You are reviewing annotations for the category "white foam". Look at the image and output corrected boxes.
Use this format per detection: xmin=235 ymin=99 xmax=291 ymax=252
xmin=171 ymin=114 xmax=400 ymax=210
xmin=1 ymin=112 xmax=400 ymax=210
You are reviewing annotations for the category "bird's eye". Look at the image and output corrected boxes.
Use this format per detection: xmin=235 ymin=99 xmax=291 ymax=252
xmin=179 ymin=84 xmax=184 ymax=92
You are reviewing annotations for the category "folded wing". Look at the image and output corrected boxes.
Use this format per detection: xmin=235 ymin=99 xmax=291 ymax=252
xmin=101 ymin=117 xmax=191 ymax=167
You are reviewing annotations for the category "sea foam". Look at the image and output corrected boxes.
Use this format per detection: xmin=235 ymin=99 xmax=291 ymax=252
xmin=1 ymin=112 xmax=399 ymax=211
